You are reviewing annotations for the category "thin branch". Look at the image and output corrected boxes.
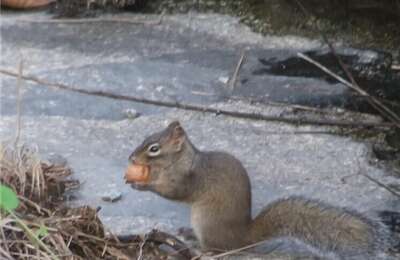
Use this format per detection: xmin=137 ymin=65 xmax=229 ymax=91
xmin=361 ymin=174 xmax=400 ymax=198
xmin=256 ymin=130 xmax=338 ymax=135
xmin=297 ymin=53 xmax=354 ymax=88
xmin=16 ymin=12 xmax=165 ymax=26
xmin=353 ymin=95 xmax=400 ymax=108
xmin=0 ymin=246 xmax=14 ymax=260
xmin=136 ymin=233 xmax=147 ymax=260
xmin=327 ymin=47 xmax=400 ymax=126
xmin=230 ymin=92 xmax=400 ymax=110
xmin=7 ymin=210 xmax=59 ymax=260
xmin=14 ymin=60 xmax=23 ymax=149
xmin=0 ymin=226 xmax=12 ymax=260
xmin=0 ymin=69 xmax=395 ymax=129
xmin=18 ymin=195 xmax=51 ymax=216
xmin=228 ymin=50 xmax=246 ymax=91
xmin=211 ymin=240 xmax=280 ymax=259
xmin=146 ymin=230 xmax=194 ymax=259
xmin=117 ymin=231 xmax=194 ymax=259
xmin=297 ymin=53 xmax=400 ymax=128
xmin=293 ymin=0 xmax=400 ymax=129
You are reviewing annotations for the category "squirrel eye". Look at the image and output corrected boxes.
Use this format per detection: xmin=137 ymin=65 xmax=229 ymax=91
xmin=147 ymin=143 xmax=161 ymax=156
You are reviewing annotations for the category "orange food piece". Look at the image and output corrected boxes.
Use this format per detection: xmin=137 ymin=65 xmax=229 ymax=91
xmin=2 ymin=0 xmax=52 ymax=9
xmin=124 ymin=163 xmax=150 ymax=183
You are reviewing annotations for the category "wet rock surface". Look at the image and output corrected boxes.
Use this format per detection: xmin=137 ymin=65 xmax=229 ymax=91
xmin=254 ymin=48 xmax=400 ymax=114
xmin=1 ymin=11 xmax=399 ymax=258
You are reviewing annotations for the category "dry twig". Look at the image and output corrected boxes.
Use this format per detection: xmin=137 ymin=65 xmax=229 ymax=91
xmin=14 ymin=60 xmax=23 ymax=148
xmin=228 ymin=50 xmax=246 ymax=91
xmin=294 ymin=0 xmax=400 ymax=129
xmin=297 ymin=52 xmax=400 ymax=128
xmin=361 ymin=174 xmax=400 ymax=198
xmin=211 ymin=240 xmax=280 ymax=259
xmin=16 ymin=11 xmax=165 ymax=26
xmin=118 ymin=230 xmax=195 ymax=259
xmin=0 ymin=69 xmax=394 ymax=129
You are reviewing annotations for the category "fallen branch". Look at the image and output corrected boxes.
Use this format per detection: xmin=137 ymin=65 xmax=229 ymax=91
xmin=0 ymin=69 xmax=395 ymax=129
xmin=252 ymin=130 xmax=338 ymax=135
xmin=228 ymin=50 xmax=246 ymax=91
xmin=294 ymin=0 xmax=400 ymax=129
xmin=297 ymin=52 xmax=400 ymax=129
xmin=211 ymin=240 xmax=280 ymax=259
xmin=361 ymin=174 xmax=400 ymax=199
xmin=305 ymin=52 xmax=400 ymax=126
xmin=339 ymin=171 xmax=400 ymax=199
xmin=137 ymin=233 xmax=147 ymax=260
xmin=15 ymin=11 xmax=165 ymax=25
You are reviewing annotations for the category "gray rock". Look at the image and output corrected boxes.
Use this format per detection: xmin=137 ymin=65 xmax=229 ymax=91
xmin=0 ymin=11 xmax=398 ymax=260
xmin=101 ymin=190 xmax=123 ymax=203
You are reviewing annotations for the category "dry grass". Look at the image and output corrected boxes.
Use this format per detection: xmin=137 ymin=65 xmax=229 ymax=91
xmin=0 ymin=143 xmax=156 ymax=260
xmin=0 ymin=143 xmax=75 ymax=205
xmin=0 ymin=142 xmax=193 ymax=259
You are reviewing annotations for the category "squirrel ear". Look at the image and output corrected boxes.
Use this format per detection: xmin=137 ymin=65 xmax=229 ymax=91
xmin=167 ymin=121 xmax=184 ymax=138
xmin=168 ymin=121 xmax=186 ymax=150
xmin=172 ymin=124 xmax=185 ymax=139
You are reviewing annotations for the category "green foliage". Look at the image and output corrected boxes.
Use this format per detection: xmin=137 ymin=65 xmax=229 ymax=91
xmin=0 ymin=184 xmax=57 ymax=259
xmin=36 ymin=224 xmax=49 ymax=239
xmin=0 ymin=184 xmax=19 ymax=212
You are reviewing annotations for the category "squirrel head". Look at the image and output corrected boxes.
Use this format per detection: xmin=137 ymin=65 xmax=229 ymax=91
xmin=127 ymin=121 xmax=196 ymax=186
xmin=129 ymin=121 xmax=187 ymax=165
xmin=127 ymin=121 xmax=199 ymax=201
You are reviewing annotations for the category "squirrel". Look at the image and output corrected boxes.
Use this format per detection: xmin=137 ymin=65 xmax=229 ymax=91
xmin=126 ymin=121 xmax=397 ymax=259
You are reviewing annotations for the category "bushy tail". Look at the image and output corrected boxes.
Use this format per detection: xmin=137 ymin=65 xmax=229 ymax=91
xmin=250 ymin=197 xmax=393 ymax=259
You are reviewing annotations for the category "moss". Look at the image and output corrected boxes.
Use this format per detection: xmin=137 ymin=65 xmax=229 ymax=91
xmin=144 ymin=0 xmax=400 ymax=52
xmin=386 ymin=129 xmax=400 ymax=149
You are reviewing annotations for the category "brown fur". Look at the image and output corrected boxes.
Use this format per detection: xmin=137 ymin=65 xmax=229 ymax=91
xmin=128 ymin=121 xmax=392 ymax=259
xmin=250 ymin=197 xmax=386 ymax=258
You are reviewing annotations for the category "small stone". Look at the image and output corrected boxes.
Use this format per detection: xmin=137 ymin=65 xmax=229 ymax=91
xmin=335 ymin=108 xmax=345 ymax=114
xmin=123 ymin=108 xmax=140 ymax=119
xmin=218 ymin=76 xmax=229 ymax=84
xmin=101 ymin=190 xmax=122 ymax=203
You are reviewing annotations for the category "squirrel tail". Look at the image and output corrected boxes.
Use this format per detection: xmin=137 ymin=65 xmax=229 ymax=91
xmin=249 ymin=197 xmax=393 ymax=259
